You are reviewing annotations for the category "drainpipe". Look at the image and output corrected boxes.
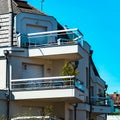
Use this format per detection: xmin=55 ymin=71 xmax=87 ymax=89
xmin=74 ymin=103 xmax=78 ymax=120
xmin=8 ymin=0 xmax=13 ymax=46
xmin=73 ymin=61 xmax=79 ymax=120
xmin=4 ymin=50 xmax=10 ymax=120
xmin=89 ymin=50 xmax=93 ymax=120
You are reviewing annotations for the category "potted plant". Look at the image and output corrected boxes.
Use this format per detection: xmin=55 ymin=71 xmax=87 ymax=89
xmin=61 ymin=61 xmax=79 ymax=85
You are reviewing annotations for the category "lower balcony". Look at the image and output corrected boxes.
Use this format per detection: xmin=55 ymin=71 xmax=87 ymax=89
xmin=11 ymin=76 xmax=85 ymax=102
xmin=91 ymin=96 xmax=113 ymax=114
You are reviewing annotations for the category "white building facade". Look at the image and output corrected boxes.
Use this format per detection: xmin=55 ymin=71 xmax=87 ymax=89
xmin=0 ymin=0 xmax=113 ymax=120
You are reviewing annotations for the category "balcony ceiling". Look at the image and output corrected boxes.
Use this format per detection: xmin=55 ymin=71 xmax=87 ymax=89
xmin=27 ymin=45 xmax=83 ymax=61
xmin=36 ymin=53 xmax=82 ymax=61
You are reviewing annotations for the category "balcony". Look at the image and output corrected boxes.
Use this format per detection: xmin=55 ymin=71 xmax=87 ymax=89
xmin=17 ymin=28 xmax=83 ymax=60
xmin=11 ymin=76 xmax=85 ymax=102
xmin=90 ymin=96 xmax=113 ymax=114
xmin=11 ymin=116 xmax=60 ymax=120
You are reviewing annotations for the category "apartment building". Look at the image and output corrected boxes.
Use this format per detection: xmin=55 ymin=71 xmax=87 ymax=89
xmin=0 ymin=0 xmax=113 ymax=120
xmin=107 ymin=93 xmax=120 ymax=120
xmin=109 ymin=93 xmax=120 ymax=112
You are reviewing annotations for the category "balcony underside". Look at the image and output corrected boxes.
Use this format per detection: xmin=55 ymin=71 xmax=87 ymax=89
xmin=27 ymin=45 xmax=83 ymax=60
xmin=11 ymin=88 xmax=85 ymax=102
xmin=36 ymin=53 xmax=81 ymax=60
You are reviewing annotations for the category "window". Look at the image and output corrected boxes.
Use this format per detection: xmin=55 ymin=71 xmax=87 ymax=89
xmin=22 ymin=63 xmax=44 ymax=79
xmin=86 ymin=67 xmax=89 ymax=88
xmin=90 ymin=86 xmax=94 ymax=96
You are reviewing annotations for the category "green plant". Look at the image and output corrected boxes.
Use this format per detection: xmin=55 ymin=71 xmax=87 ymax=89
xmin=44 ymin=105 xmax=54 ymax=116
xmin=61 ymin=61 xmax=79 ymax=76
xmin=15 ymin=107 xmax=33 ymax=117
xmin=12 ymin=105 xmax=56 ymax=120
xmin=108 ymin=112 xmax=120 ymax=115
xmin=60 ymin=61 xmax=79 ymax=85
xmin=0 ymin=115 xmax=7 ymax=120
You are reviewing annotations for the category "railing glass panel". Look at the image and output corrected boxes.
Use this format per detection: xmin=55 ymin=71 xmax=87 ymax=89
xmin=11 ymin=76 xmax=84 ymax=92
xmin=90 ymin=96 xmax=112 ymax=106
xmin=17 ymin=28 xmax=83 ymax=48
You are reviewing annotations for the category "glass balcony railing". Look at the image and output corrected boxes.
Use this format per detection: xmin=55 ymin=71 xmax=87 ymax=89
xmin=17 ymin=28 xmax=83 ymax=48
xmin=11 ymin=76 xmax=84 ymax=92
xmin=90 ymin=96 xmax=113 ymax=106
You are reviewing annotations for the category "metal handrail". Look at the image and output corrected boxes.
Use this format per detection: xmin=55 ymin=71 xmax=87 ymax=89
xmin=11 ymin=115 xmax=60 ymax=120
xmin=11 ymin=76 xmax=84 ymax=92
xmin=11 ymin=76 xmax=75 ymax=82
xmin=27 ymin=28 xmax=82 ymax=36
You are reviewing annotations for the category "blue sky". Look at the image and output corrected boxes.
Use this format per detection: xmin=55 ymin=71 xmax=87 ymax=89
xmin=26 ymin=0 xmax=120 ymax=94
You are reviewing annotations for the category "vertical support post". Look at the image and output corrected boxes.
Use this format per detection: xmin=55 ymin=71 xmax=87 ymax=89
xmin=89 ymin=50 xmax=93 ymax=120
xmin=4 ymin=50 xmax=10 ymax=120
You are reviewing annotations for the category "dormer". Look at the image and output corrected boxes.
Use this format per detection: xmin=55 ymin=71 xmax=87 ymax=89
xmin=0 ymin=0 xmax=57 ymax=47
xmin=14 ymin=12 xmax=57 ymax=34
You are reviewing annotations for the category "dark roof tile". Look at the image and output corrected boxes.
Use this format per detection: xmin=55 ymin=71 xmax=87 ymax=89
xmin=12 ymin=0 xmax=47 ymax=16
xmin=15 ymin=0 xmax=32 ymax=9
xmin=0 ymin=0 xmax=47 ymax=15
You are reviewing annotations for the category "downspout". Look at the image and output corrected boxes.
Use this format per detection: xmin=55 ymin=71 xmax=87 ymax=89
xmin=4 ymin=0 xmax=13 ymax=119
xmin=74 ymin=61 xmax=79 ymax=120
xmin=89 ymin=50 xmax=93 ymax=120
xmin=8 ymin=0 xmax=13 ymax=46
xmin=4 ymin=50 xmax=10 ymax=120
xmin=74 ymin=103 xmax=78 ymax=120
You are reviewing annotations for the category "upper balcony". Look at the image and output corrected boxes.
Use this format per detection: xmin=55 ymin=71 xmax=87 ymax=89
xmin=10 ymin=76 xmax=85 ymax=102
xmin=90 ymin=96 xmax=114 ymax=114
xmin=17 ymin=28 xmax=84 ymax=60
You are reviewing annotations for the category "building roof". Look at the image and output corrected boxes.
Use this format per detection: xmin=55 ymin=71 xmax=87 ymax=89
xmin=109 ymin=93 xmax=120 ymax=105
xmin=12 ymin=0 xmax=47 ymax=15
xmin=0 ymin=0 xmax=47 ymax=15
xmin=0 ymin=0 xmax=65 ymax=30
xmin=90 ymin=53 xmax=100 ymax=77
